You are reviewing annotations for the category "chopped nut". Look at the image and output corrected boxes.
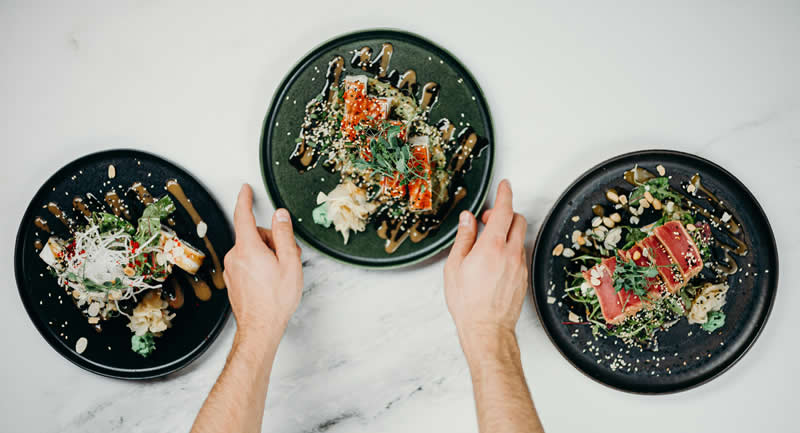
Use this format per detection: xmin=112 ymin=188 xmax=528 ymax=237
xmin=562 ymin=248 xmax=575 ymax=258
xmin=656 ymin=164 xmax=666 ymax=176
xmin=619 ymin=194 xmax=628 ymax=205
xmin=640 ymin=199 xmax=651 ymax=209
xmin=552 ymin=243 xmax=564 ymax=256
xmin=687 ymin=184 xmax=697 ymax=193
xmin=107 ymin=164 xmax=116 ymax=179
xmin=572 ymin=230 xmax=582 ymax=243
xmin=610 ymin=213 xmax=621 ymax=223
xmin=644 ymin=191 xmax=654 ymax=203
xmin=630 ymin=216 xmax=640 ymax=225
xmin=577 ymin=235 xmax=586 ymax=246
xmin=602 ymin=216 xmax=615 ymax=228
xmin=568 ymin=311 xmax=581 ymax=323
xmin=687 ymin=223 xmax=697 ymax=231
xmin=652 ymin=199 xmax=662 ymax=210
xmin=606 ymin=190 xmax=620 ymax=203
xmin=571 ymin=215 xmax=580 ymax=222
xmin=88 ymin=317 xmax=100 ymax=324
xmin=633 ymin=250 xmax=642 ymax=260
xmin=591 ymin=216 xmax=602 ymax=228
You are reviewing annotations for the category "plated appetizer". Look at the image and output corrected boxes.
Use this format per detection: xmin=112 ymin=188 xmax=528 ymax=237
xmin=288 ymin=43 xmax=487 ymax=253
xmin=553 ymin=165 xmax=741 ymax=347
xmin=39 ymin=196 xmax=204 ymax=357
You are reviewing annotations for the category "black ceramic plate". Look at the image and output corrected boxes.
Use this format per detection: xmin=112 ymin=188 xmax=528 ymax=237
xmin=14 ymin=150 xmax=232 ymax=379
xmin=531 ymin=150 xmax=778 ymax=394
xmin=260 ymin=29 xmax=494 ymax=268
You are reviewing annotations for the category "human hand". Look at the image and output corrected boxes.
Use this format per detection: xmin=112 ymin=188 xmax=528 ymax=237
xmin=444 ymin=179 xmax=528 ymax=341
xmin=223 ymin=184 xmax=303 ymax=339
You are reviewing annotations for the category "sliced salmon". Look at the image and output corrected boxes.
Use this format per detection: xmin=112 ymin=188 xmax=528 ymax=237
xmin=583 ymin=257 xmax=643 ymax=325
xmin=654 ymin=221 xmax=703 ymax=281
xmin=380 ymin=172 xmax=407 ymax=198
xmin=407 ymin=137 xmax=432 ymax=211
xmin=640 ymin=236 xmax=684 ymax=293
xmin=342 ymin=75 xmax=391 ymax=145
xmin=620 ymin=244 xmax=666 ymax=300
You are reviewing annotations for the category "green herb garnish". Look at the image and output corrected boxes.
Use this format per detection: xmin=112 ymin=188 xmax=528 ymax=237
xmin=629 ymin=177 xmax=683 ymax=207
xmin=612 ymin=250 xmax=659 ymax=297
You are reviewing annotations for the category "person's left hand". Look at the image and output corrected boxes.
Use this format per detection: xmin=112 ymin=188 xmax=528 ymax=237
xmin=222 ymin=184 xmax=303 ymax=339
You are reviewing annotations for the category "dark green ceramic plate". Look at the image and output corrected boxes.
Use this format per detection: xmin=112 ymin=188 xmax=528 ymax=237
xmin=260 ymin=29 xmax=494 ymax=268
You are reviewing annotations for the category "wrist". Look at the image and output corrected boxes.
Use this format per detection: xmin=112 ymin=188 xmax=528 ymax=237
xmin=234 ymin=319 xmax=286 ymax=354
xmin=457 ymin=322 xmax=520 ymax=370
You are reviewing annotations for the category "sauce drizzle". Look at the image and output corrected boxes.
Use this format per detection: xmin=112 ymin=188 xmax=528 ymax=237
xmin=165 ymin=179 xmax=225 ymax=289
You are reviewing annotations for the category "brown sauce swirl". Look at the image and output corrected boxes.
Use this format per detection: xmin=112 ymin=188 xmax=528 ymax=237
xmin=72 ymin=197 xmax=92 ymax=219
xmin=104 ymin=191 xmax=132 ymax=220
xmin=165 ymin=179 xmax=225 ymax=289
xmin=34 ymin=217 xmax=51 ymax=234
xmin=46 ymin=202 xmax=71 ymax=230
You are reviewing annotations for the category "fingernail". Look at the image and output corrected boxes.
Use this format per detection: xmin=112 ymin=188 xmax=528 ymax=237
xmin=459 ymin=211 xmax=471 ymax=227
xmin=502 ymin=179 xmax=511 ymax=189
xmin=276 ymin=208 xmax=290 ymax=223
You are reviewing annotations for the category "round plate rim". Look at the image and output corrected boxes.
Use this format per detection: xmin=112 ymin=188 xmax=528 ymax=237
xmin=530 ymin=148 xmax=779 ymax=394
xmin=13 ymin=148 xmax=232 ymax=380
xmin=259 ymin=28 xmax=495 ymax=269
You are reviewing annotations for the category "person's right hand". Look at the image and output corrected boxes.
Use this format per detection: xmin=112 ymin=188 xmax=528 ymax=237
xmin=223 ymin=184 xmax=303 ymax=339
xmin=444 ymin=179 xmax=529 ymax=340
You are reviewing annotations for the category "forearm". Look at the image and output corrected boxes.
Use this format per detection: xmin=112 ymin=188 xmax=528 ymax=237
xmin=459 ymin=326 xmax=544 ymax=433
xmin=190 ymin=327 xmax=283 ymax=433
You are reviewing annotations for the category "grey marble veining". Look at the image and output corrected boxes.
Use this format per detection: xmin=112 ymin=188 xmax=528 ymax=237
xmin=1 ymin=1 xmax=798 ymax=432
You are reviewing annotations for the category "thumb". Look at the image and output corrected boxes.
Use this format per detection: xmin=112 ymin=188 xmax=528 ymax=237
xmin=447 ymin=211 xmax=477 ymax=267
xmin=272 ymin=208 xmax=299 ymax=264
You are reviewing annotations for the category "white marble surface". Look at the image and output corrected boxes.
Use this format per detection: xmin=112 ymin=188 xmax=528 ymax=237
xmin=1 ymin=1 xmax=799 ymax=432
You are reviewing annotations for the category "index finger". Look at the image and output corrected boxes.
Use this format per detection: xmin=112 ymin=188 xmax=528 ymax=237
xmin=480 ymin=179 xmax=515 ymax=242
xmin=233 ymin=184 xmax=261 ymax=242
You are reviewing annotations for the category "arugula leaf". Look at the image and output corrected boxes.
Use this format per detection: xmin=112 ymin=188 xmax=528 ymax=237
xmin=95 ymin=212 xmax=134 ymax=235
xmin=621 ymin=226 xmax=647 ymax=250
xmin=629 ymin=177 xmax=683 ymax=206
xmin=134 ymin=196 xmax=175 ymax=246
xmin=702 ymin=310 xmax=726 ymax=332
xmin=612 ymin=250 xmax=659 ymax=297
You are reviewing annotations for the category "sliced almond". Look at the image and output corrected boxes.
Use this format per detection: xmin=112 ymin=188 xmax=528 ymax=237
xmin=610 ymin=212 xmax=621 ymax=223
xmin=591 ymin=216 xmax=602 ymax=227
xmin=619 ymin=194 xmax=628 ymax=205
xmin=644 ymin=191 xmax=654 ymax=203
xmin=107 ymin=164 xmax=116 ymax=179
xmin=652 ymin=199 xmax=662 ymax=210
xmin=656 ymin=164 xmax=666 ymax=176
xmin=75 ymin=337 xmax=88 ymax=354
xmin=562 ymin=248 xmax=575 ymax=258
xmin=552 ymin=243 xmax=564 ymax=256
xmin=602 ymin=216 xmax=615 ymax=228
xmin=606 ymin=190 xmax=620 ymax=203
